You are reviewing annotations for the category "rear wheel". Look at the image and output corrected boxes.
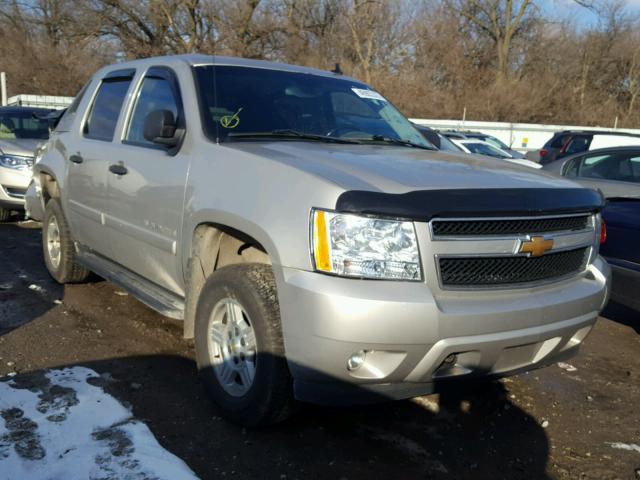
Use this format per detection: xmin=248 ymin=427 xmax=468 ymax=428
xmin=42 ymin=198 xmax=90 ymax=283
xmin=195 ymin=264 xmax=295 ymax=426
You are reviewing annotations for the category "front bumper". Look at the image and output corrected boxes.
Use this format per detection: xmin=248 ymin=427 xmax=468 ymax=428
xmin=24 ymin=180 xmax=44 ymax=221
xmin=275 ymin=257 xmax=610 ymax=405
xmin=0 ymin=166 xmax=31 ymax=210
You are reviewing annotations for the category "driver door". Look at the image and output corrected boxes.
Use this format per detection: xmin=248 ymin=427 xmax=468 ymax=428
xmin=105 ymin=67 xmax=189 ymax=296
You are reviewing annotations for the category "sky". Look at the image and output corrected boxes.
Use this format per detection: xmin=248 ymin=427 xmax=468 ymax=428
xmin=537 ymin=0 xmax=640 ymax=27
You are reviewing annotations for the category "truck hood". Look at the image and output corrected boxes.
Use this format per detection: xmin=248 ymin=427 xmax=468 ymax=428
xmin=0 ymin=138 xmax=42 ymax=157
xmin=225 ymin=141 xmax=581 ymax=193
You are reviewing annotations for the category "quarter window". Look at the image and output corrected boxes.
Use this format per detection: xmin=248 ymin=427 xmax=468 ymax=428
xmin=84 ymin=78 xmax=132 ymax=141
xmin=56 ymin=82 xmax=91 ymax=132
xmin=126 ymin=76 xmax=179 ymax=146
xmin=564 ymin=157 xmax=581 ymax=176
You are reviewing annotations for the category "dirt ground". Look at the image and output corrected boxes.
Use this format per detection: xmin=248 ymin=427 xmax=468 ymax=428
xmin=1 ymin=219 xmax=639 ymax=480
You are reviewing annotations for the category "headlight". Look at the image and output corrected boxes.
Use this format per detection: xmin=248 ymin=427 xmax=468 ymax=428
xmin=0 ymin=154 xmax=33 ymax=170
xmin=311 ymin=209 xmax=422 ymax=281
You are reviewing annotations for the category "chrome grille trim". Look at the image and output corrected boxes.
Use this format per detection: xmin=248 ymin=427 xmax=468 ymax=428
xmin=426 ymin=213 xmax=597 ymax=290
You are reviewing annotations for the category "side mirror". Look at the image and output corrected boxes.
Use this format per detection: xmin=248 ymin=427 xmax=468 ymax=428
xmin=143 ymin=110 xmax=180 ymax=147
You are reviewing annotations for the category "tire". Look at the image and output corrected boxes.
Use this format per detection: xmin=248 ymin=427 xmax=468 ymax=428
xmin=42 ymin=198 xmax=90 ymax=284
xmin=195 ymin=263 xmax=295 ymax=427
xmin=0 ymin=208 xmax=10 ymax=222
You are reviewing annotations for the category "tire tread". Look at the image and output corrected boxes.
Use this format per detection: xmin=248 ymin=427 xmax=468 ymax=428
xmin=43 ymin=199 xmax=90 ymax=284
xmin=195 ymin=263 xmax=295 ymax=426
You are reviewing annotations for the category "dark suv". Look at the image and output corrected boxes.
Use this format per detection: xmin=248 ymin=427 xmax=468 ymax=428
xmin=539 ymin=131 xmax=640 ymax=165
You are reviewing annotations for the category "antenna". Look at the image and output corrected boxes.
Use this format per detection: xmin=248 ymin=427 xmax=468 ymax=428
xmin=331 ymin=63 xmax=343 ymax=75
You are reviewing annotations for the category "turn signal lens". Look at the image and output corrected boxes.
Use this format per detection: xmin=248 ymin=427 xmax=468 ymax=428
xmin=313 ymin=210 xmax=331 ymax=271
xmin=600 ymin=220 xmax=607 ymax=244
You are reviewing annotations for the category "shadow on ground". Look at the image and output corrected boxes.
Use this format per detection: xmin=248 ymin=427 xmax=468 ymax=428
xmin=1 ymin=354 xmax=551 ymax=480
xmin=602 ymin=300 xmax=639 ymax=334
xmin=0 ymin=220 xmax=552 ymax=479
xmin=0 ymin=221 xmax=65 ymax=335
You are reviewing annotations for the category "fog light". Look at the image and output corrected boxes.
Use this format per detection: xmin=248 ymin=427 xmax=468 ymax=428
xmin=444 ymin=354 xmax=457 ymax=364
xmin=347 ymin=350 xmax=367 ymax=371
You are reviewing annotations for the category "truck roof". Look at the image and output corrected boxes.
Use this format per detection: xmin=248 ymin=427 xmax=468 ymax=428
xmin=98 ymin=54 xmax=357 ymax=82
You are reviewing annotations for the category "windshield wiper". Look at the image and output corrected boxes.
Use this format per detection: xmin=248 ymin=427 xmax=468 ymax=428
xmin=228 ymin=129 xmax=361 ymax=144
xmin=367 ymin=135 xmax=436 ymax=150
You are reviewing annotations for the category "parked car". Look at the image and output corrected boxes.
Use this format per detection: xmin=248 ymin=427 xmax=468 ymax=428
xmin=542 ymin=146 xmax=640 ymax=197
xmin=600 ymin=198 xmax=640 ymax=311
xmin=543 ymin=146 xmax=639 ymax=311
xmin=0 ymin=106 xmax=53 ymax=220
xmin=27 ymin=55 xmax=610 ymax=426
xmin=456 ymin=131 xmax=524 ymax=159
xmin=450 ymin=138 xmax=542 ymax=169
xmin=538 ymin=131 xmax=640 ymax=165
xmin=413 ymin=124 xmax=462 ymax=152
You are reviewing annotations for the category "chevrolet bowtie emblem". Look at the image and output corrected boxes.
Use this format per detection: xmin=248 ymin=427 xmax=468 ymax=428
xmin=519 ymin=236 xmax=554 ymax=257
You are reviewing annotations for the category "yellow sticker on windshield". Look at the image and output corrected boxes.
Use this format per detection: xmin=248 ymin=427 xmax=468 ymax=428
xmin=220 ymin=108 xmax=243 ymax=129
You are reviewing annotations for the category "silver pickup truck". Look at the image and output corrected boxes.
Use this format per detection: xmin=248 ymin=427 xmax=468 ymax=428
xmin=26 ymin=55 xmax=610 ymax=426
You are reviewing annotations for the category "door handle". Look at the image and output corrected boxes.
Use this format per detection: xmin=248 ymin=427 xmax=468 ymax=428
xmin=69 ymin=154 xmax=83 ymax=164
xmin=109 ymin=164 xmax=128 ymax=176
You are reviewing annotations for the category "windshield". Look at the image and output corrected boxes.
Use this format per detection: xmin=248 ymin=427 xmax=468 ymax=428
xmin=194 ymin=66 xmax=429 ymax=147
xmin=481 ymin=136 xmax=510 ymax=151
xmin=438 ymin=134 xmax=462 ymax=152
xmin=464 ymin=142 xmax=511 ymax=158
xmin=0 ymin=111 xmax=50 ymax=140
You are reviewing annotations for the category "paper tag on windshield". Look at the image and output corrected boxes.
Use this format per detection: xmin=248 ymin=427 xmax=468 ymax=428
xmin=351 ymin=88 xmax=387 ymax=102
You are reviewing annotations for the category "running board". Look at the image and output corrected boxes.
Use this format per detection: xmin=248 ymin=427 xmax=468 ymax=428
xmin=77 ymin=250 xmax=185 ymax=320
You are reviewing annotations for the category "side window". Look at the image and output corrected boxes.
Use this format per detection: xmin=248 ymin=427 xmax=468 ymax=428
xmin=564 ymin=157 xmax=581 ymax=177
xmin=549 ymin=134 xmax=568 ymax=148
xmin=84 ymin=75 xmax=133 ymax=141
xmin=565 ymin=135 xmax=590 ymax=154
xmin=578 ymin=154 xmax=620 ymax=180
xmin=126 ymin=75 xmax=179 ymax=146
xmin=629 ymin=156 xmax=640 ymax=183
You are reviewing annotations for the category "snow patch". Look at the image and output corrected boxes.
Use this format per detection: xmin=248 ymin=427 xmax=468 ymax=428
xmin=607 ymin=442 xmax=640 ymax=453
xmin=0 ymin=367 xmax=199 ymax=480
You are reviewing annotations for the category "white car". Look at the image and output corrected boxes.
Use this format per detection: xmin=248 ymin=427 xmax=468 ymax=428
xmin=451 ymin=139 xmax=542 ymax=169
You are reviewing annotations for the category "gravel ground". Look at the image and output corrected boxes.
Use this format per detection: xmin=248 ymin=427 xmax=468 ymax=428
xmin=1 ymin=219 xmax=639 ymax=480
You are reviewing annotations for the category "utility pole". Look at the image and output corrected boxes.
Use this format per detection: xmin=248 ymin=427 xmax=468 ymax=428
xmin=1 ymin=72 xmax=7 ymax=106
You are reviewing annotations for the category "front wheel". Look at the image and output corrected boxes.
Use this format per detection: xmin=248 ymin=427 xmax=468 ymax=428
xmin=195 ymin=264 xmax=295 ymax=426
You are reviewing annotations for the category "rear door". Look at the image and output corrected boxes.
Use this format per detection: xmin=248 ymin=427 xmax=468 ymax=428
xmin=105 ymin=66 xmax=189 ymax=295
xmin=567 ymin=150 xmax=640 ymax=197
xmin=65 ymin=69 xmax=135 ymax=258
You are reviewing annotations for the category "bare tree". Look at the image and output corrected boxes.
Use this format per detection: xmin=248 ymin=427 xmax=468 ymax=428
xmin=0 ymin=0 xmax=637 ymax=127
xmin=446 ymin=0 xmax=534 ymax=82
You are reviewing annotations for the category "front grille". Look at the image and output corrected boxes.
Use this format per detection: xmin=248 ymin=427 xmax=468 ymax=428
xmin=5 ymin=186 xmax=27 ymax=199
xmin=432 ymin=216 xmax=590 ymax=237
xmin=439 ymin=247 xmax=589 ymax=287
